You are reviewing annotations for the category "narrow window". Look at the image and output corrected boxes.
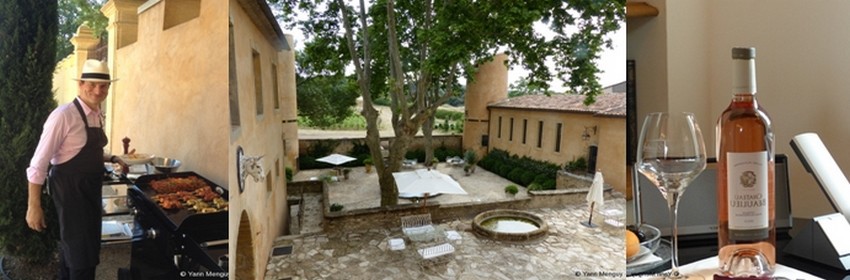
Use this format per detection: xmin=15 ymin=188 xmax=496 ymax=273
xmin=509 ymin=117 xmax=514 ymax=141
xmin=498 ymin=116 xmax=502 ymax=138
xmin=228 ymin=21 xmax=240 ymax=127
xmin=522 ymin=119 xmax=528 ymax=144
xmin=555 ymin=123 xmax=563 ymax=152
xmin=537 ymin=121 xmax=544 ymax=148
xmin=252 ymin=50 xmax=263 ymax=116
xmin=265 ymin=171 xmax=272 ymax=192
xmin=271 ymin=63 xmax=280 ymax=110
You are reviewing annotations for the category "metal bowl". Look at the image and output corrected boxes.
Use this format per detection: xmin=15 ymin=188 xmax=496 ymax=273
xmin=151 ymin=157 xmax=181 ymax=174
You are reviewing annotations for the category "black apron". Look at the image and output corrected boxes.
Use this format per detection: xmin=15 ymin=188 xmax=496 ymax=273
xmin=48 ymin=99 xmax=106 ymax=269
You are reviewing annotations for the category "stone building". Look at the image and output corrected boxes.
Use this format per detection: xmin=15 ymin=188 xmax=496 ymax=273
xmin=228 ymin=0 xmax=298 ymax=278
xmin=463 ymin=56 xmax=626 ymax=194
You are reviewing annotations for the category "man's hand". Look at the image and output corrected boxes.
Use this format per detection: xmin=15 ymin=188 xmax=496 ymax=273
xmin=27 ymin=183 xmax=47 ymax=232
xmin=26 ymin=205 xmax=46 ymax=232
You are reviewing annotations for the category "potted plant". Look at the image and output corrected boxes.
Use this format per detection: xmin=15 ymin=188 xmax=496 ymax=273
xmin=505 ymin=184 xmax=519 ymax=197
xmin=463 ymin=164 xmax=472 ymax=176
xmin=363 ymin=157 xmax=374 ymax=173
xmin=463 ymin=149 xmax=478 ymax=173
xmin=319 ymin=174 xmax=333 ymax=184
xmin=342 ymin=168 xmax=351 ymax=180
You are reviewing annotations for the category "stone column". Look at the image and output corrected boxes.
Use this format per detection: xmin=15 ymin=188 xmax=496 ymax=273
xmin=59 ymin=24 xmax=100 ymax=105
xmin=70 ymin=24 xmax=100 ymax=74
xmin=280 ymin=34 xmax=299 ymax=171
xmin=463 ymin=53 xmax=509 ymax=158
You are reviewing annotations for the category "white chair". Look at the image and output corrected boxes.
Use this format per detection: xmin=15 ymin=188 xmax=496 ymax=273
xmin=417 ymin=243 xmax=455 ymax=260
xmin=388 ymin=238 xmax=405 ymax=251
xmin=400 ymin=213 xmax=435 ymax=237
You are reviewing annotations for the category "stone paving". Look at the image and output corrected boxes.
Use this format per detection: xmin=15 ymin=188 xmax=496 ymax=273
xmin=270 ymin=165 xmax=626 ymax=279
xmin=294 ymin=164 xmax=531 ymax=211
xmin=267 ymin=201 xmax=626 ymax=279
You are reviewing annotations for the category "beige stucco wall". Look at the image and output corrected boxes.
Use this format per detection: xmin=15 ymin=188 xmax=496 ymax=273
xmin=487 ymin=108 xmax=626 ymax=194
xmin=106 ymin=0 xmax=228 ymax=185
xmin=628 ymin=0 xmax=850 ymax=219
xmin=52 ymin=57 xmax=78 ymax=105
xmin=228 ymin=0 xmax=294 ymax=278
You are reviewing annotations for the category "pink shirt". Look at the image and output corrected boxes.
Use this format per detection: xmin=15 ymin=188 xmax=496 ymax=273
xmin=27 ymin=97 xmax=104 ymax=185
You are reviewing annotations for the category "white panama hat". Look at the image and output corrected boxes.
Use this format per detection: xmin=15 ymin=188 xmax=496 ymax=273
xmin=74 ymin=59 xmax=118 ymax=82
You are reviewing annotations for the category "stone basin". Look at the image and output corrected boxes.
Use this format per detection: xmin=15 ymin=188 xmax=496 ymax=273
xmin=472 ymin=209 xmax=548 ymax=242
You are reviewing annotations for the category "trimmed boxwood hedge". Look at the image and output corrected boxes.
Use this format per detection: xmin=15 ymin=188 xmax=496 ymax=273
xmin=479 ymin=149 xmax=559 ymax=189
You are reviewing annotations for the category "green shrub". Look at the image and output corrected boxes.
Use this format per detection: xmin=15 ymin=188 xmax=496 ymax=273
xmin=498 ymin=164 xmax=513 ymax=178
xmin=533 ymin=174 xmax=549 ymax=185
xmin=520 ymin=171 xmax=537 ymax=186
xmin=508 ymin=168 xmax=525 ymax=184
xmin=479 ymin=149 xmax=560 ymax=188
xmin=565 ymin=157 xmax=588 ymax=172
xmin=435 ymin=109 xmax=464 ymax=121
xmin=373 ymin=97 xmax=391 ymax=106
xmin=489 ymin=161 xmax=501 ymax=174
xmin=504 ymin=185 xmax=519 ymax=195
xmin=434 ymin=145 xmax=461 ymax=161
xmin=306 ymin=141 xmax=338 ymax=158
xmin=542 ymin=180 xmax=557 ymax=190
xmin=527 ymin=183 xmax=545 ymax=191
xmin=405 ymin=149 xmax=426 ymax=162
xmin=285 ymin=167 xmax=294 ymax=182
xmin=330 ymin=203 xmax=344 ymax=212
xmin=463 ymin=149 xmax=478 ymax=164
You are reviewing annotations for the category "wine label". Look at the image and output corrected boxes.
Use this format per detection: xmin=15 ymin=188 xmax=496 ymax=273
xmin=726 ymin=151 xmax=769 ymax=234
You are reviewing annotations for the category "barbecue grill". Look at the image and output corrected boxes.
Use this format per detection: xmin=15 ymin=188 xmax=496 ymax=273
xmin=122 ymin=172 xmax=228 ymax=279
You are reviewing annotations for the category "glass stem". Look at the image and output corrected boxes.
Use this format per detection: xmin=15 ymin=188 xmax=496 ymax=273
xmin=668 ymin=190 xmax=682 ymax=277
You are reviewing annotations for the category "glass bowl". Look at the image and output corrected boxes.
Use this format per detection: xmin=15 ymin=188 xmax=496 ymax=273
xmin=627 ymin=223 xmax=661 ymax=262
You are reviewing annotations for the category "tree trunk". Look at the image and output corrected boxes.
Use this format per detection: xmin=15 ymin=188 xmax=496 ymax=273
xmin=423 ymin=114 xmax=435 ymax=166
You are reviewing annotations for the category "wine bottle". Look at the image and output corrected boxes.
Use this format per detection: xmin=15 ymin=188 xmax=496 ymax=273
xmin=716 ymin=47 xmax=776 ymax=278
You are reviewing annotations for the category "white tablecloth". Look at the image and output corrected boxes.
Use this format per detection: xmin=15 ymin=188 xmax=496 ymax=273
xmin=628 ymin=256 xmax=823 ymax=280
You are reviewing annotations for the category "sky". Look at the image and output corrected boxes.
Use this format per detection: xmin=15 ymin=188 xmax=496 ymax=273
xmin=280 ymin=6 xmax=626 ymax=93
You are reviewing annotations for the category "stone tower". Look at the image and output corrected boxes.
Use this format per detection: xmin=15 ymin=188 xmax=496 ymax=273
xmin=463 ymin=53 xmax=508 ymax=158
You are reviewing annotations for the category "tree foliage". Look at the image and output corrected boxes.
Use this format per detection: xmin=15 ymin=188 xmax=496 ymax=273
xmin=509 ymin=76 xmax=551 ymax=98
xmin=0 ymin=0 xmax=61 ymax=263
xmin=57 ymin=0 xmax=107 ymax=60
xmin=295 ymin=39 xmax=360 ymax=129
xmin=272 ymin=0 xmax=623 ymax=205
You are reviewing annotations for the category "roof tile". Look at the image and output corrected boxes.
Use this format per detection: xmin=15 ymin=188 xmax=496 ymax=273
xmin=487 ymin=93 xmax=626 ymax=117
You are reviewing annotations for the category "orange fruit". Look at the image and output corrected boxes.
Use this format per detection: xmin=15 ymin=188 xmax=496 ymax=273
xmin=626 ymin=230 xmax=640 ymax=258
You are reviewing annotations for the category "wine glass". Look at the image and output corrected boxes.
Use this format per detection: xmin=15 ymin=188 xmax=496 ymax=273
xmin=637 ymin=112 xmax=707 ymax=279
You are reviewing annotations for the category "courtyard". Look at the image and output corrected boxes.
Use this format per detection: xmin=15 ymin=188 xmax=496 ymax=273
xmin=265 ymin=164 xmax=626 ymax=279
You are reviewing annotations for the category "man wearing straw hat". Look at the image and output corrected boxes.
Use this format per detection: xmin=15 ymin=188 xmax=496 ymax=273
xmin=25 ymin=59 xmax=123 ymax=279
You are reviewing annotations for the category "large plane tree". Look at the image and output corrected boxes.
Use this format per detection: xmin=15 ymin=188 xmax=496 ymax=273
xmin=275 ymin=0 xmax=624 ymax=205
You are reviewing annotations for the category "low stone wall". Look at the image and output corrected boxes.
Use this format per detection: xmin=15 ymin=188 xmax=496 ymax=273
xmin=319 ymin=185 xmax=621 ymax=233
xmin=286 ymin=180 xmax=323 ymax=196
xmin=557 ymin=170 xmax=593 ymax=190
xmin=299 ymin=135 xmax=463 ymax=156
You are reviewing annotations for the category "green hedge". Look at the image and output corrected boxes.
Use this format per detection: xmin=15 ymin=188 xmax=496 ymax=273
xmin=479 ymin=149 xmax=559 ymax=189
xmin=435 ymin=109 xmax=464 ymax=121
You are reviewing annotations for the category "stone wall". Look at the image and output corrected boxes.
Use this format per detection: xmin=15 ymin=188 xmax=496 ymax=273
xmin=319 ymin=183 xmax=620 ymax=233
xmin=557 ymin=170 xmax=593 ymax=189
xmin=299 ymin=135 xmax=463 ymax=156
